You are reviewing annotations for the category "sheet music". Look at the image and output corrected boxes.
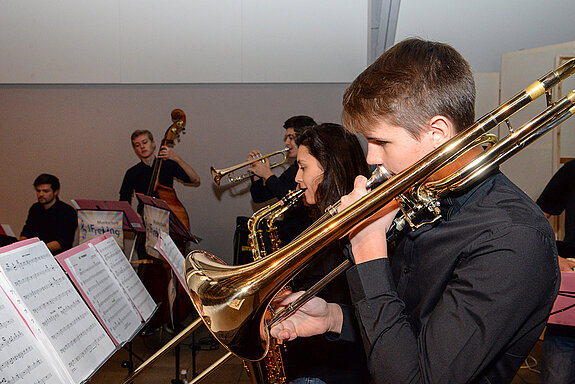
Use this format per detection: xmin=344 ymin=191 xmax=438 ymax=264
xmin=57 ymin=244 xmax=143 ymax=346
xmin=155 ymin=231 xmax=187 ymax=290
xmin=549 ymin=271 xmax=575 ymax=326
xmin=92 ymin=235 xmax=156 ymax=322
xmin=0 ymin=240 xmax=116 ymax=384
xmin=0 ymin=285 xmax=69 ymax=384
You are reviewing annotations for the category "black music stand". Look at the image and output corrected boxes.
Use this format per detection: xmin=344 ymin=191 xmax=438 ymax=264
xmin=135 ymin=193 xmax=200 ymax=384
xmin=0 ymin=234 xmax=17 ymax=247
xmin=71 ymin=199 xmax=145 ymax=374
xmin=135 ymin=193 xmax=199 ymax=244
xmin=0 ymin=225 xmax=18 ymax=247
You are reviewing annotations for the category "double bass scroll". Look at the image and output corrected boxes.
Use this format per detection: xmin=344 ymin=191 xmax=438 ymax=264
xmin=148 ymin=109 xmax=190 ymax=230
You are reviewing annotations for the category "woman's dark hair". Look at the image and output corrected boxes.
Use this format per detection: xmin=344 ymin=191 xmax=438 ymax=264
xmin=296 ymin=123 xmax=369 ymax=218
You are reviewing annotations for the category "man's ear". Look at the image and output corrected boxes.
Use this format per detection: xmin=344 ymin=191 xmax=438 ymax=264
xmin=427 ymin=115 xmax=454 ymax=148
xmin=54 ymin=189 xmax=60 ymax=197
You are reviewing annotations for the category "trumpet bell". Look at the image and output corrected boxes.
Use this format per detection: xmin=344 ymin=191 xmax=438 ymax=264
xmin=210 ymin=166 xmax=223 ymax=185
xmin=185 ymin=250 xmax=270 ymax=361
xmin=211 ymin=148 xmax=289 ymax=185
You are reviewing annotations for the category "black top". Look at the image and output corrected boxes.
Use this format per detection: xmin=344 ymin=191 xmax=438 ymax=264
xmin=250 ymin=163 xmax=308 ymax=246
xmin=250 ymin=163 xmax=299 ymax=203
xmin=536 ymin=159 xmax=575 ymax=338
xmin=285 ymin=241 xmax=370 ymax=383
xmin=537 ymin=159 xmax=575 ymax=247
xmin=20 ymin=199 xmax=77 ymax=254
xmin=341 ymin=171 xmax=559 ymax=384
xmin=119 ymin=159 xmax=192 ymax=203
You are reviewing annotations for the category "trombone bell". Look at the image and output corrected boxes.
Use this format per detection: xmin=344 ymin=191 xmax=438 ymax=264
xmin=186 ymin=250 xmax=271 ymax=360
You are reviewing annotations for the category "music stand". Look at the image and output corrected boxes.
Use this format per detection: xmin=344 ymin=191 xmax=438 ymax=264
xmin=70 ymin=199 xmax=145 ymax=374
xmin=71 ymin=199 xmax=144 ymax=233
xmin=135 ymin=193 xmax=200 ymax=383
xmin=0 ymin=224 xmax=17 ymax=247
xmin=135 ymin=193 xmax=199 ymax=243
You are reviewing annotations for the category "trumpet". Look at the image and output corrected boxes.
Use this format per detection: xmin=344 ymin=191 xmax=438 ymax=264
xmin=211 ymin=148 xmax=289 ymax=185
xmin=186 ymin=58 xmax=575 ymax=362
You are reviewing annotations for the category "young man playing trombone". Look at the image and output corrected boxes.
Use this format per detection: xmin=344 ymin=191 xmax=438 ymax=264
xmin=270 ymin=38 xmax=560 ymax=383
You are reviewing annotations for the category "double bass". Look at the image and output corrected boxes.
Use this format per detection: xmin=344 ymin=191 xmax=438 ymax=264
xmin=147 ymin=109 xmax=190 ymax=229
xmin=138 ymin=108 xmax=194 ymax=331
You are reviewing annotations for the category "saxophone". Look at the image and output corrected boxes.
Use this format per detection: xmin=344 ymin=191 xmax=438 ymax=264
xmin=243 ymin=189 xmax=305 ymax=384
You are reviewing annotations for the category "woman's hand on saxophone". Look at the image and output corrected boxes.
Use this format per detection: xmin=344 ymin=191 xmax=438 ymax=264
xmin=268 ymin=291 xmax=343 ymax=341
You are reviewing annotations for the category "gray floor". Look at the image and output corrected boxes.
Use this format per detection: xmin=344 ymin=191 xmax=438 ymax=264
xmin=89 ymin=318 xmax=253 ymax=384
xmin=89 ymin=316 xmax=544 ymax=384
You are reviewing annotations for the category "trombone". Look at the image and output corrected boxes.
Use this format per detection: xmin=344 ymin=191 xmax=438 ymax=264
xmin=186 ymin=59 xmax=575 ymax=362
xmin=211 ymin=148 xmax=289 ymax=185
xmin=122 ymin=318 xmax=234 ymax=384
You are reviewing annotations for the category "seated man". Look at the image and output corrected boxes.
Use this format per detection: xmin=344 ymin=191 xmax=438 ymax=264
xmin=20 ymin=173 xmax=77 ymax=254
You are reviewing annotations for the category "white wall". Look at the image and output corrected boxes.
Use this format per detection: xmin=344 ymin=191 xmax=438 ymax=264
xmin=499 ymin=41 xmax=575 ymax=200
xmin=395 ymin=0 xmax=575 ymax=73
xmin=0 ymin=0 xmax=368 ymax=83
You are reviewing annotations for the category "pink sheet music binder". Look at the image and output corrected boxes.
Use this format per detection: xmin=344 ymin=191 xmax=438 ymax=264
xmin=71 ymin=199 xmax=144 ymax=232
xmin=548 ymin=271 xmax=575 ymax=326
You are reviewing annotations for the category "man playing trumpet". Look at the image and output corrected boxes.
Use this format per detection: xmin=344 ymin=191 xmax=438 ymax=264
xmin=248 ymin=115 xmax=316 ymax=245
xmin=248 ymin=115 xmax=317 ymax=203
xmin=270 ymin=38 xmax=560 ymax=384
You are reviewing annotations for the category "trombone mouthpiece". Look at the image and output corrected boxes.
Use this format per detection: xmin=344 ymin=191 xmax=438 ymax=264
xmin=366 ymin=165 xmax=392 ymax=189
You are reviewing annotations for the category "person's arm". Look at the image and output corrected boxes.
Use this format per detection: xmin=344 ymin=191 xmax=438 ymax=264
xmin=119 ymin=170 xmax=134 ymax=202
xmin=264 ymin=164 xmax=298 ymax=200
xmin=536 ymin=161 xmax=571 ymax=217
xmin=50 ymin=204 xmax=77 ymax=253
xmin=19 ymin=206 xmax=36 ymax=240
xmin=348 ymin=226 xmax=557 ymax=383
xmin=45 ymin=240 xmax=63 ymax=253
xmin=558 ymin=256 xmax=575 ymax=271
xmin=159 ymin=146 xmax=200 ymax=186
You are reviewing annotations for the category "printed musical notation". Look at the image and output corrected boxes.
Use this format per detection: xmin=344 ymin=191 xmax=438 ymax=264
xmin=155 ymin=230 xmax=187 ymax=290
xmin=60 ymin=245 xmax=142 ymax=345
xmin=0 ymin=288 xmax=63 ymax=384
xmin=92 ymin=236 xmax=156 ymax=321
xmin=0 ymin=240 xmax=116 ymax=384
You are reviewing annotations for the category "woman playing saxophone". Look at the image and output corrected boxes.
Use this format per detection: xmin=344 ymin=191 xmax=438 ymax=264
xmin=278 ymin=123 xmax=371 ymax=384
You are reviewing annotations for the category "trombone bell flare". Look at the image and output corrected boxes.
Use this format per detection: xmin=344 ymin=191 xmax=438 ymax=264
xmin=185 ymin=250 xmax=270 ymax=361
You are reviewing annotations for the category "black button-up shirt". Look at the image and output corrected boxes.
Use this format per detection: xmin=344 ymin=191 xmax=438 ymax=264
xmin=343 ymin=171 xmax=559 ymax=383
xmin=119 ymin=159 xmax=191 ymax=203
